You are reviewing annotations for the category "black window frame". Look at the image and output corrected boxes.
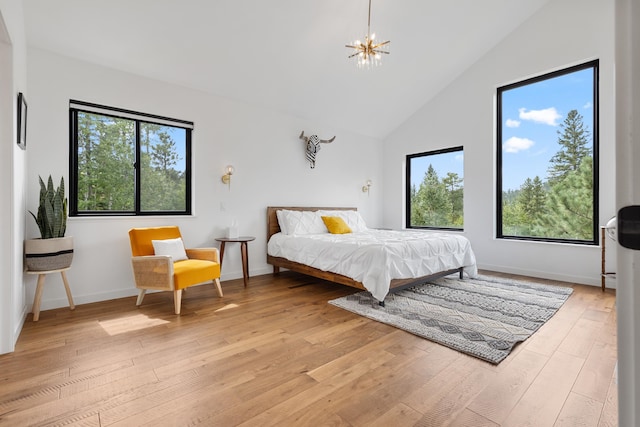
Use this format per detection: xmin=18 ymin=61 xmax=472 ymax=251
xmin=496 ymin=60 xmax=599 ymax=245
xmin=406 ymin=146 xmax=464 ymax=231
xmin=69 ymin=100 xmax=193 ymax=217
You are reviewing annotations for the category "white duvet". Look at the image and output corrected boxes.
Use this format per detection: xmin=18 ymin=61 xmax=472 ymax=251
xmin=267 ymin=229 xmax=478 ymax=301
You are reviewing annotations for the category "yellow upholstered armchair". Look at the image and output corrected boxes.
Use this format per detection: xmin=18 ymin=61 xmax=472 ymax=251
xmin=128 ymin=226 xmax=223 ymax=314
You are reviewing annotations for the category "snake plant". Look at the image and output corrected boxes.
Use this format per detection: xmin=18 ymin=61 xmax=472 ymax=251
xmin=29 ymin=175 xmax=67 ymax=239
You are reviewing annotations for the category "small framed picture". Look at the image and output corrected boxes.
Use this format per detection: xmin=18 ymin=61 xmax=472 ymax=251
xmin=17 ymin=92 xmax=27 ymax=150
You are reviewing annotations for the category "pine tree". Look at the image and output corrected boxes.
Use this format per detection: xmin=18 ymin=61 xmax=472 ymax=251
xmin=76 ymin=115 xmax=186 ymax=212
xmin=547 ymin=109 xmax=590 ymax=184
xmin=442 ymin=172 xmax=463 ymax=226
xmin=76 ymin=113 xmax=135 ymax=211
xmin=518 ymin=176 xmax=546 ymax=219
xmin=412 ymin=165 xmax=449 ymax=227
xmin=502 ymin=198 xmax=528 ymax=236
xmin=537 ymin=157 xmax=593 ymax=240
xmin=537 ymin=109 xmax=594 ymax=239
xmin=140 ymin=125 xmax=185 ymax=211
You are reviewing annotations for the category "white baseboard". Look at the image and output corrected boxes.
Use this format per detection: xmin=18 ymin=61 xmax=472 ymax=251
xmin=478 ymin=263 xmax=616 ymax=290
xmin=219 ymin=266 xmax=273 ymax=282
xmin=34 ymin=263 xmax=612 ymax=313
xmin=35 ymin=266 xmax=279 ymax=312
xmin=34 ymin=288 xmax=140 ymax=312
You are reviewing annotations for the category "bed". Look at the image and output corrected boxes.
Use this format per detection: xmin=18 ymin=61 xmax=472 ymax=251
xmin=266 ymin=206 xmax=478 ymax=302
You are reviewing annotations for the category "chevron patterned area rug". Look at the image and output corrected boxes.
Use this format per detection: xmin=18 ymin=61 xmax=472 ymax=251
xmin=329 ymin=274 xmax=573 ymax=364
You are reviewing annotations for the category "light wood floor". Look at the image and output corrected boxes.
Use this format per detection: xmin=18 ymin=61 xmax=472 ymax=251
xmin=0 ymin=271 xmax=617 ymax=426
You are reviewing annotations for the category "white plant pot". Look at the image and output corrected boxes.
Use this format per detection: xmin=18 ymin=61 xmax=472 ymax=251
xmin=24 ymin=236 xmax=74 ymax=271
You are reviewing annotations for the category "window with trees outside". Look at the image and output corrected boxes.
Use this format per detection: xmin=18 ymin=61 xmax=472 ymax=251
xmin=406 ymin=146 xmax=464 ymax=230
xmin=497 ymin=60 xmax=598 ymax=244
xmin=69 ymin=100 xmax=192 ymax=216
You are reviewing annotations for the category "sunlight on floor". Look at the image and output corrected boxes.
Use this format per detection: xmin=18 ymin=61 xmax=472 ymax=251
xmin=98 ymin=314 xmax=170 ymax=336
xmin=215 ymin=303 xmax=239 ymax=312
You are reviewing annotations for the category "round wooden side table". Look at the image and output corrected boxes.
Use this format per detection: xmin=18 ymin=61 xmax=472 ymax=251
xmin=215 ymin=236 xmax=256 ymax=287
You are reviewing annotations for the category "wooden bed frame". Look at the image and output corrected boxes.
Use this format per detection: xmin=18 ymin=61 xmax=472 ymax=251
xmin=266 ymin=206 xmax=463 ymax=301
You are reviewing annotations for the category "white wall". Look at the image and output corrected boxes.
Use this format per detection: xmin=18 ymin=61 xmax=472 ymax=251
xmin=24 ymin=48 xmax=383 ymax=311
xmin=0 ymin=0 xmax=28 ymax=355
xmin=382 ymin=0 xmax=615 ymax=287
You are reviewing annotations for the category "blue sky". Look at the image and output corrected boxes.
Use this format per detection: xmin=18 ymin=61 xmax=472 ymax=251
xmin=500 ymin=67 xmax=594 ymax=191
xmin=410 ymin=66 xmax=594 ymax=191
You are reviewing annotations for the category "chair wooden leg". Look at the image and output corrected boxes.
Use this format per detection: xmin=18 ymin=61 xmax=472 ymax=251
xmin=173 ymin=289 xmax=183 ymax=314
xmin=214 ymin=278 xmax=223 ymax=297
xmin=136 ymin=289 xmax=146 ymax=306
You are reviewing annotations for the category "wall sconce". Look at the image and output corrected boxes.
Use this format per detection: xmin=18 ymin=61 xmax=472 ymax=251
xmin=221 ymin=165 xmax=234 ymax=189
xmin=362 ymin=179 xmax=372 ymax=195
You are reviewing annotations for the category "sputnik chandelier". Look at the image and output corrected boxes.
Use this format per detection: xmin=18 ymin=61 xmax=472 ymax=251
xmin=345 ymin=0 xmax=390 ymax=68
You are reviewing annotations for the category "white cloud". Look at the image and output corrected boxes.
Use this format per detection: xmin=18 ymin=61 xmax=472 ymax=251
xmin=583 ymin=102 xmax=592 ymax=109
xmin=505 ymin=119 xmax=520 ymax=128
xmin=518 ymin=107 xmax=561 ymax=126
xmin=503 ymin=136 xmax=535 ymax=153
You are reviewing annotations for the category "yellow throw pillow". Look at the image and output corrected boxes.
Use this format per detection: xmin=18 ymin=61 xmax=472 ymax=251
xmin=321 ymin=216 xmax=352 ymax=234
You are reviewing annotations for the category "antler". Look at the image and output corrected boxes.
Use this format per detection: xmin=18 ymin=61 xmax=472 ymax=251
xmin=320 ymin=136 xmax=335 ymax=144
xmin=300 ymin=131 xmax=335 ymax=143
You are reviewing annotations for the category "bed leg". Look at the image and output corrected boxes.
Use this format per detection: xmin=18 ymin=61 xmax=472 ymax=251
xmin=459 ymin=268 xmax=463 ymax=279
xmin=378 ymin=300 xmax=385 ymax=307
xmin=273 ymin=266 xmax=280 ymax=275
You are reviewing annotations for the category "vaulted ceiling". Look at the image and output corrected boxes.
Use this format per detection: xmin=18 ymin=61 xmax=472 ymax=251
xmin=23 ymin=0 xmax=551 ymax=138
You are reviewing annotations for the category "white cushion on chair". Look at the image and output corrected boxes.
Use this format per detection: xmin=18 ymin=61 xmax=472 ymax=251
xmin=152 ymin=237 xmax=188 ymax=261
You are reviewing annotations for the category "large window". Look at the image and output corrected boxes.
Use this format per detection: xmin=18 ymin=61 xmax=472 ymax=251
xmin=406 ymin=146 xmax=464 ymax=230
xmin=69 ymin=100 xmax=192 ymax=216
xmin=497 ymin=61 xmax=598 ymax=244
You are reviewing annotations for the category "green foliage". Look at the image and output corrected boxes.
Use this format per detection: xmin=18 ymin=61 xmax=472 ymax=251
xmin=443 ymin=172 xmax=464 ymax=224
xmin=76 ymin=113 xmax=186 ymax=212
xmin=536 ymin=157 xmax=593 ymax=240
xmin=29 ymin=175 xmax=67 ymax=239
xmin=410 ymin=165 xmax=463 ymax=228
xmin=503 ymin=176 xmax=548 ymax=236
xmin=140 ymin=123 xmax=186 ymax=212
xmin=502 ymin=198 xmax=529 ymax=236
xmin=502 ymin=110 xmax=594 ymax=241
xmin=519 ymin=176 xmax=546 ymax=219
xmin=548 ymin=109 xmax=590 ymax=184
xmin=76 ymin=113 xmax=135 ymax=211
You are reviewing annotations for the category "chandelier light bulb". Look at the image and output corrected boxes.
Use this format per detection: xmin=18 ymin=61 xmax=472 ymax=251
xmin=345 ymin=0 xmax=390 ymax=68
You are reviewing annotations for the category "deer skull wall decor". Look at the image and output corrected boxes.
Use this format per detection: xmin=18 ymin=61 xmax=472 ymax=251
xmin=299 ymin=131 xmax=335 ymax=168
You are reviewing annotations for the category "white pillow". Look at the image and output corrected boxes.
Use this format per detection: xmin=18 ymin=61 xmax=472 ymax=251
xmin=276 ymin=210 xmax=289 ymax=235
xmin=317 ymin=210 xmax=368 ymax=232
xmin=278 ymin=210 xmax=328 ymax=235
xmin=151 ymin=237 xmax=188 ymax=261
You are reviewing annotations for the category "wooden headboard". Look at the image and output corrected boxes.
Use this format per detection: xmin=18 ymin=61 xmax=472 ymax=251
xmin=266 ymin=206 xmax=356 ymax=241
